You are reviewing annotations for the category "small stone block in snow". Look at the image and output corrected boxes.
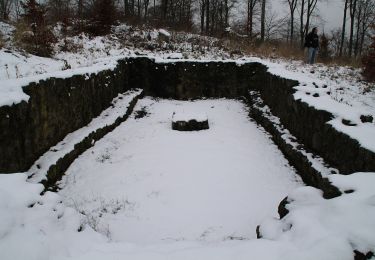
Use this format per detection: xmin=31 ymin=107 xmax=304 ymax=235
xmin=158 ymin=29 xmax=171 ymax=42
xmin=172 ymin=112 xmax=209 ymax=131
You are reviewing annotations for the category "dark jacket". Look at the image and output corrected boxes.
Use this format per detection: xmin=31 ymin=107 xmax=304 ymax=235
xmin=304 ymin=32 xmax=319 ymax=49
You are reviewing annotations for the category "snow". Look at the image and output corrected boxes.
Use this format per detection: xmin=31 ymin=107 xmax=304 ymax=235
xmin=1 ymin=24 xmax=374 ymax=157
xmin=243 ymin=57 xmax=375 ymax=153
xmin=172 ymin=111 xmax=208 ymax=122
xmin=259 ymin=172 xmax=375 ymax=258
xmin=158 ymin=29 xmax=171 ymax=37
xmin=249 ymin=90 xmax=338 ymax=177
xmin=330 ymin=118 xmax=375 ymax=152
xmin=1 ymin=20 xmax=375 ymax=260
xmin=0 ymin=50 xmax=125 ymax=106
xmin=1 ymin=108 xmax=374 ymax=259
xmin=28 ymin=89 xmax=143 ymax=183
xmin=0 ymin=22 xmax=15 ymax=43
xmin=0 ymin=173 xmax=106 ymax=260
xmin=0 ymin=98 xmax=374 ymax=260
xmin=293 ymin=91 xmax=375 ymax=152
xmin=58 ymin=98 xmax=301 ymax=243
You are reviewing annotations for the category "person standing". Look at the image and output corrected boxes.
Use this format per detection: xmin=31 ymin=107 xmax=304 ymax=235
xmin=304 ymin=27 xmax=319 ymax=64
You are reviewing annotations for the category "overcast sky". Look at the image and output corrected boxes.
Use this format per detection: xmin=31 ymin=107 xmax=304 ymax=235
xmin=267 ymin=0 xmax=344 ymax=31
xmin=229 ymin=0 xmax=345 ymax=34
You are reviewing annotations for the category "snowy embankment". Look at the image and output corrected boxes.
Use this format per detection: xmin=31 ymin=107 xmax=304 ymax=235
xmin=1 ymin=21 xmax=374 ymax=156
xmin=1 ymin=99 xmax=374 ymax=260
xmin=2 ymin=49 xmax=374 ymax=155
xmin=28 ymin=89 xmax=143 ymax=184
xmin=260 ymin=58 xmax=375 ymax=153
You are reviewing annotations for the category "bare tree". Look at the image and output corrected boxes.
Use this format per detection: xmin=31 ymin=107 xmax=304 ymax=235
xmin=362 ymin=24 xmax=375 ymax=82
xmin=285 ymin=0 xmax=298 ymax=43
xmin=330 ymin=29 xmax=343 ymax=56
xmin=260 ymin=0 xmax=265 ymax=42
xmin=161 ymin=0 xmax=168 ymax=20
xmin=348 ymin=0 xmax=358 ymax=56
xmin=305 ymin=0 xmax=318 ymax=36
xmin=299 ymin=0 xmax=305 ymax=47
xmin=354 ymin=0 xmax=363 ymax=56
xmin=0 ymin=0 xmax=13 ymax=20
xmin=265 ymin=9 xmax=287 ymax=40
xmin=339 ymin=0 xmax=349 ymax=56
xmin=205 ymin=0 xmax=209 ymax=34
xmin=298 ymin=0 xmax=318 ymax=48
xmin=199 ymin=0 xmax=205 ymax=33
xmin=247 ymin=0 xmax=259 ymax=38
xmin=201 ymin=0 xmax=237 ymax=36
xmin=47 ymin=0 xmax=72 ymax=23
xmin=143 ymin=0 xmax=149 ymax=19
xmin=355 ymin=0 xmax=375 ymax=56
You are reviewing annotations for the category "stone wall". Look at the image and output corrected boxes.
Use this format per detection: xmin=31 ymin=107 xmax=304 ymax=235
xmin=121 ymin=57 xmax=266 ymax=99
xmin=0 ymin=58 xmax=266 ymax=173
xmin=0 ymin=67 xmax=129 ymax=172
xmin=1 ymin=57 xmax=374 ymax=183
xmin=257 ymin=73 xmax=375 ymax=174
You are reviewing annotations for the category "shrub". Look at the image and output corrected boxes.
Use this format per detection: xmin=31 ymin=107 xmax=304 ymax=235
xmin=88 ymin=0 xmax=119 ymax=35
xmin=0 ymin=32 xmax=4 ymax=48
xmin=15 ymin=0 xmax=56 ymax=57
xmin=319 ymin=33 xmax=331 ymax=62
xmin=363 ymin=27 xmax=375 ymax=82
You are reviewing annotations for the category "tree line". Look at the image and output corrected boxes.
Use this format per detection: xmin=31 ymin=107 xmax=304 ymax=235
xmin=0 ymin=0 xmax=374 ymax=59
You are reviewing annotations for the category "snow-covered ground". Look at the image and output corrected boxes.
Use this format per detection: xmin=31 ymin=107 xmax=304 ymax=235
xmin=1 ymin=98 xmax=374 ymax=260
xmin=1 ymin=21 xmax=375 ymax=259
xmin=58 ymin=98 xmax=301 ymax=243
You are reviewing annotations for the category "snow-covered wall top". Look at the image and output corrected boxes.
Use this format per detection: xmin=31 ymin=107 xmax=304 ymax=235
xmin=1 ymin=56 xmax=374 ymax=178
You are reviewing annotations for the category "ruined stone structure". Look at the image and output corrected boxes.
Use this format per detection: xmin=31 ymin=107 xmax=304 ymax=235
xmin=1 ymin=57 xmax=375 ymax=198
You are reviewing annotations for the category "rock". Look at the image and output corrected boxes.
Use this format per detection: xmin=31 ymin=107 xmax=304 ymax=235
xmin=158 ymin=29 xmax=171 ymax=42
xmin=360 ymin=115 xmax=373 ymax=123
xmin=172 ymin=112 xmax=209 ymax=131
xmin=256 ymin=225 xmax=262 ymax=239
xmin=134 ymin=107 xmax=149 ymax=119
xmin=342 ymin=119 xmax=357 ymax=126
xmin=354 ymin=250 xmax=374 ymax=260
xmin=278 ymin=197 xmax=290 ymax=219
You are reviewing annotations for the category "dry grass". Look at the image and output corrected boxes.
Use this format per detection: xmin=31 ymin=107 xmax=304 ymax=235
xmin=12 ymin=21 xmax=32 ymax=50
xmin=223 ymin=38 xmax=364 ymax=69
xmin=0 ymin=32 xmax=5 ymax=49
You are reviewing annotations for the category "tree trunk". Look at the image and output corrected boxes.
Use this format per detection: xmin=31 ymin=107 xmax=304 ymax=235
xmin=260 ymin=0 xmax=266 ymax=42
xmin=305 ymin=0 xmax=318 ymax=42
xmin=300 ymin=0 xmax=305 ymax=48
xmin=224 ymin=0 xmax=229 ymax=28
xmin=349 ymin=0 xmax=358 ymax=57
xmin=137 ymin=0 xmax=141 ymax=19
xmin=290 ymin=11 xmax=294 ymax=43
xmin=200 ymin=0 xmax=205 ymax=34
xmin=162 ymin=0 xmax=168 ymax=21
xmin=339 ymin=0 xmax=348 ymax=57
xmin=354 ymin=3 xmax=362 ymax=57
xmin=144 ymin=0 xmax=149 ymax=19
xmin=288 ymin=0 xmax=297 ymax=43
xmin=206 ymin=0 xmax=210 ymax=35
